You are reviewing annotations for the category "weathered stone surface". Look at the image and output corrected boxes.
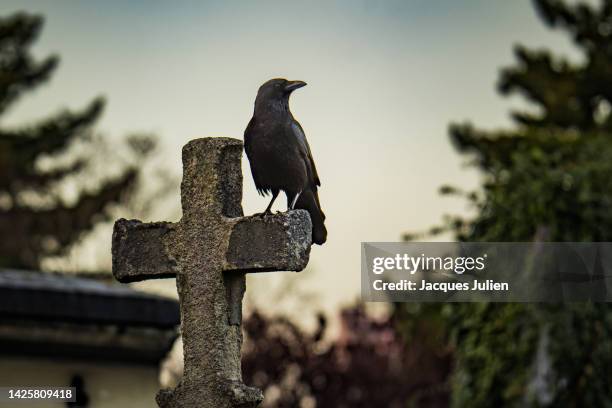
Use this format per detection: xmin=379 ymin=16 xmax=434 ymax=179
xmin=111 ymin=137 xmax=312 ymax=407
xmin=226 ymin=210 xmax=312 ymax=272
xmin=112 ymin=219 xmax=177 ymax=283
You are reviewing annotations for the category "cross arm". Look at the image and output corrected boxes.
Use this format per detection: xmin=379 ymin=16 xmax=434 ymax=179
xmin=112 ymin=218 xmax=178 ymax=283
xmin=224 ymin=210 xmax=312 ymax=272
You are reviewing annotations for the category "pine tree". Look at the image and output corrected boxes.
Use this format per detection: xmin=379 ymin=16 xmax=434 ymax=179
xmin=401 ymin=0 xmax=612 ymax=406
xmin=0 ymin=12 xmax=142 ymax=269
xmin=448 ymin=0 xmax=612 ymax=242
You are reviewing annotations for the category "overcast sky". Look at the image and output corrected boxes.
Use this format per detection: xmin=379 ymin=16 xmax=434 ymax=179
xmin=0 ymin=0 xmax=581 ymax=328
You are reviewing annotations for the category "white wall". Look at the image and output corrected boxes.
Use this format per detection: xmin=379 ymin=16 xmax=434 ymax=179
xmin=0 ymin=357 xmax=161 ymax=407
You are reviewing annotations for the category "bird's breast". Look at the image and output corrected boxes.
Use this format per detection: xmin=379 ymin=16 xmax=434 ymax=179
xmin=247 ymin=125 xmax=308 ymax=191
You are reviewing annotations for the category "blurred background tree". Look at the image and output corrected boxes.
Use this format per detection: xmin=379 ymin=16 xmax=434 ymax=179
xmin=400 ymin=0 xmax=612 ymax=406
xmin=241 ymin=305 xmax=451 ymax=408
xmin=0 ymin=12 xmax=155 ymax=270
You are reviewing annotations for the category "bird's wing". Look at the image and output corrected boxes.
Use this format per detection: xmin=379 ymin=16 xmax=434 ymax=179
xmin=244 ymin=116 xmax=268 ymax=195
xmin=291 ymin=121 xmax=321 ymax=187
xmin=244 ymin=116 xmax=256 ymax=159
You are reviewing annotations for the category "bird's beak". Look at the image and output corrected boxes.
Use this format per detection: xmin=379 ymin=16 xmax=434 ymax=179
xmin=284 ymin=80 xmax=307 ymax=93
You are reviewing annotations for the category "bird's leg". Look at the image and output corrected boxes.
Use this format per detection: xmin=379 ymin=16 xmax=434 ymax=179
xmin=255 ymin=190 xmax=279 ymax=217
xmin=289 ymin=191 xmax=302 ymax=210
xmin=264 ymin=192 xmax=278 ymax=213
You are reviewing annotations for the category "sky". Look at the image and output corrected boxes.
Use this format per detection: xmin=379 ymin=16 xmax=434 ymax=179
xmin=0 ymin=0 xmax=582 ymax=330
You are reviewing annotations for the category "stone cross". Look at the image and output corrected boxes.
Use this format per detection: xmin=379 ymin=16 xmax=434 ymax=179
xmin=111 ymin=137 xmax=312 ymax=408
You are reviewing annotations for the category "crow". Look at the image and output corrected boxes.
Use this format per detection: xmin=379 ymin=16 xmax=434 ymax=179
xmin=244 ymin=78 xmax=327 ymax=245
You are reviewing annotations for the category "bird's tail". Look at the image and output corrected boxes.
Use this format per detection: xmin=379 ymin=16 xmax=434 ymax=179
xmin=294 ymin=188 xmax=327 ymax=245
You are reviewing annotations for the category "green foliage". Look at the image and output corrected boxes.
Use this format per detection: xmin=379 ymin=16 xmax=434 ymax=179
xmin=0 ymin=12 xmax=150 ymax=269
xmin=398 ymin=0 xmax=612 ymax=406
xmin=446 ymin=304 xmax=539 ymax=407
xmin=454 ymin=130 xmax=612 ymax=242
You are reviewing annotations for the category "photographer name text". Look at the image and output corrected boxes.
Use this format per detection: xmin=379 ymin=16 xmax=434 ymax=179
xmin=372 ymin=279 xmax=509 ymax=292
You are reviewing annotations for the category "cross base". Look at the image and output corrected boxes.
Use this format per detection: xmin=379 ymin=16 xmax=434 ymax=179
xmin=156 ymin=381 xmax=263 ymax=408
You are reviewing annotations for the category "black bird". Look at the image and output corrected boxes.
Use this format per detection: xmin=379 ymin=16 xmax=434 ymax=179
xmin=244 ymin=78 xmax=327 ymax=245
